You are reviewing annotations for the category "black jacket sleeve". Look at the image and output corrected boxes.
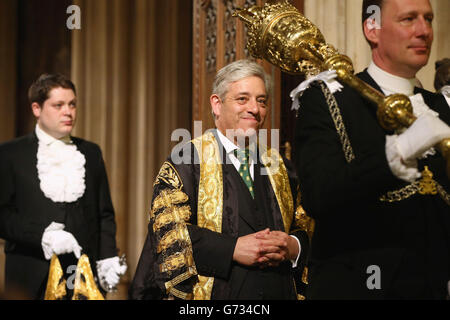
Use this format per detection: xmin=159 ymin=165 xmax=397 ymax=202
xmin=294 ymin=82 xmax=401 ymax=219
xmin=0 ymin=143 xmax=48 ymax=248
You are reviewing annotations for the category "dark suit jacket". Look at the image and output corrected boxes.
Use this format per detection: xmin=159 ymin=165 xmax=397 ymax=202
xmin=129 ymin=130 xmax=309 ymax=300
xmin=294 ymin=70 xmax=450 ymax=299
xmin=0 ymin=132 xmax=118 ymax=299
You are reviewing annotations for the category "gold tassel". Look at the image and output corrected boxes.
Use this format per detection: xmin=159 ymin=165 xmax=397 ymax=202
xmin=44 ymin=254 xmax=104 ymax=300
xmin=44 ymin=254 xmax=67 ymax=300
xmin=72 ymin=254 xmax=105 ymax=300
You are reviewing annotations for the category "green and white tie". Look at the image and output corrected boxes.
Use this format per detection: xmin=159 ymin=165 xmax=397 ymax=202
xmin=234 ymin=148 xmax=254 ymax=198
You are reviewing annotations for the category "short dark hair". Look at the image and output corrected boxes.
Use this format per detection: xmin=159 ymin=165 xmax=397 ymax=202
xmin=28 ymin=73 xmax=76 ymax=106
xmin=434 ymin=58 xmax=450 ymax=91
xmin=362 ymin=0 xmax=385 ymax=47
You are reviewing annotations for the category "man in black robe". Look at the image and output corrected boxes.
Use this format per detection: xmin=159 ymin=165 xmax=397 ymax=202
xmin=130 ymin=59 xmax=311 ymax=300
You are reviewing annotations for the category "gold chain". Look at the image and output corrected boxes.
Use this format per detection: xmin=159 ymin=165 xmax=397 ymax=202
xmin=436 ymin=183 xmax=450 ymax=206
xmin=380 ymin=167 xmax=449 ymax=205
xmin=379 ymin=182 xmax=420 ymax=202
xmin=319 ymin=82 xmax=355 ymax=163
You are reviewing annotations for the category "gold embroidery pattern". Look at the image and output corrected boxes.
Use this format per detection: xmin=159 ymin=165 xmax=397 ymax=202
xmin=160 ymin=250 xmax=194 ymax=274
xmin=153 ymin=205 xmax=191 ymax=232
xmin=260 ymin=148 xmax=294 ymax=233
xmin=167 ymin=286 xmax=194 ymax=300
xmin=157 ymin=224 xmax=191 ymax=253
xmin=319 ymin=82 xmax=356 ymax=164
xmin=165 ymin=266 xmax=197 ymax=295
xmin=294 ymin=204 xmax=315 ymax=242
xmin=151 ymin=161 xmax=198 ymax=299
xmin=193 ymin=276 xmax=215 ymax=301
xmin=163 ymin=251 xmax=198 ymax=299
xmin=191 ymin=132 xmax=224 ymax=300
xmin=151 ymin=189 xmax=189 ymax=219
xmin=292 ymin=186 xmax=315 ymax=241
xmin=154 ymin=161 xmax=183 ymax=189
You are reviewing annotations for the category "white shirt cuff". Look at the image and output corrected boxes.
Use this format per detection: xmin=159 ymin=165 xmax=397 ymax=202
xmin=289 ymin=235 xmax=302 ymax=268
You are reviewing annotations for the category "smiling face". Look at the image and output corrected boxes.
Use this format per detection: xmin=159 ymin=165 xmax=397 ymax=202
xmin=365 ymin=0 xmax=434 ymax=78
xmin=211 ymin=76 xmax=267 ymax=144
xmin=31 ymin=87 xmax=77 ymax=139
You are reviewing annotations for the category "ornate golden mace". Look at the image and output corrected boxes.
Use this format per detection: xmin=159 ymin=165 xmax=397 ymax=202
xmin=233 ymin=0 xmax=450 ymax=179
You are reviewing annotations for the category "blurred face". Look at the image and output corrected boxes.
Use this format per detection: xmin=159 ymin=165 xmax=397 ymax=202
xmin=366 ymin=0 xmax=434 ymax=77
xmin=32 ymin=87 xmax=77 ymax=139
xmin=211 ymin=76 xmax=267 ymax=145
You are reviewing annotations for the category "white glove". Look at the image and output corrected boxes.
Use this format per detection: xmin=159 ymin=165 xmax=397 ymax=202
xmin=41 ymin=222 xmax=82 ymax=260
xmin=396 ymin=113 xmax=450 ymax=161
xmin=385 ymin=135 xmax=421 ymax=182
xmin=96 ymin=256 xmax=127 ymax=292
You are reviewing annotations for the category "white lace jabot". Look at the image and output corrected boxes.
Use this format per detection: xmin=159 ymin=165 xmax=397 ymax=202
xmin=35 ymin=125 xmax=86 ymax=203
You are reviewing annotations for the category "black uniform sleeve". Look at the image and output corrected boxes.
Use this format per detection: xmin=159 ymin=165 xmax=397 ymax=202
xmin=0 ymin=145 xmax=46 ymax=248
xmin=293 ymin=83 xmax=400 ymax=220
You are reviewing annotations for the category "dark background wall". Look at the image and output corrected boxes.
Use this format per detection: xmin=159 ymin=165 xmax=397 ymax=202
xmin=16 ymin=0 xmax=72 ymax=136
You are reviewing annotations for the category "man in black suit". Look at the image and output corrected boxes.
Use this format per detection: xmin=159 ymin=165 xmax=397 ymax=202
xmin=293 ymin=0 xmax=450 ymax=299
xmin=0 ymin=74 xmax=126 ymax=299
xmin=129 ymin=59 xmax=310 ymax=300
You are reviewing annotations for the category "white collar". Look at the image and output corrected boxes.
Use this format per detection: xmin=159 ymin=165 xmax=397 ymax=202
xmin=215 ymin=129 xmax=256 ymax=180
xmin=215 ymin=129 xmax=257 ymax=163
xmin=35 ymin=124 xmax=72 ymax=146
xmin=367 ymin=61 xmax=421 ymax=96
xmin=216 ymin=129 xmax=239 ymax=155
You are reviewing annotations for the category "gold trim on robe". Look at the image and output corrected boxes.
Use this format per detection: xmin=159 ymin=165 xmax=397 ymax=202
xmin=191 ymin=132 xmax=224 ymax=300
xmin=151 ymin=161 xmax=198 ymax=299
xmin=191 ymin=132 xmax=303 ymax=299
xmin=260 ymin=147 xmax=294 ymax=233
xmin=154 ymin=132 xmax=310 ymax=300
